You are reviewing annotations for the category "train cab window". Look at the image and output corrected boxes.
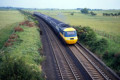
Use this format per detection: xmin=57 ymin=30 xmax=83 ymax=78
xmin=67 ymin=31 xmax=75 ymax=35
xmin=64 ymin=31 xmax=77 ymax=37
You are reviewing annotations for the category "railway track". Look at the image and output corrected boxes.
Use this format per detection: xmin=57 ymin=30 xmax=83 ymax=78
xmin=69 ymin=43 xmax=120 ymax=80
xmin=76 ymin=42 xmax=120 ymax=80
xmin=38 ymin=19 xmax=84 ymax=80
xmin=69 ymin=44 xmax=106 ymax=80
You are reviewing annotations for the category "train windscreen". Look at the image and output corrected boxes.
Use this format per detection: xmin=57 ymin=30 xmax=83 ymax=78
xmin=67 ymin=31 xmax=75 ymax=35
xmin=64 ymin=31 xmax=77 ymax=37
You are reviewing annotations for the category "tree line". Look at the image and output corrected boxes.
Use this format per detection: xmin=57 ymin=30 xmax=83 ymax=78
xmin=103 ymin=12 xmax=120 ymax=16
xmin=70 ymin=8 xmax=97 ymax=16
xmin=81 ymin=8 xmax=97 ymax=16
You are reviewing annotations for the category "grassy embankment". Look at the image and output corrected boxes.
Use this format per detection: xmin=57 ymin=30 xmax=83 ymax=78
xmin=34 ymin=9 xmax=120 ymax=75
xmin=0 ymin=10 xmax=44 ymax=80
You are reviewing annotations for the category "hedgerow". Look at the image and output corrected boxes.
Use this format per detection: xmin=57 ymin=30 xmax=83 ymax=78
xmin=75 ymin=26 xmax=108 ymax=54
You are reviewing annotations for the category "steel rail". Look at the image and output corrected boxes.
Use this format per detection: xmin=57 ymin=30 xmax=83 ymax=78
xmin=77 ymin=42 xmax=120 ymax=80
xmin=39 ymin=19 xmax=64 ymax=80
xmin=74 ymin=44 xmax=109 ymax=80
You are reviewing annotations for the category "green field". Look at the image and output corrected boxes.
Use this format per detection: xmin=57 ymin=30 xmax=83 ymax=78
xmin=0 ymin=10 xmax=24 ymax=48
xmin=35 ymin=10 xmax=120 ymax=36
xmin=0 ymin=11 xmax=24 ymax=30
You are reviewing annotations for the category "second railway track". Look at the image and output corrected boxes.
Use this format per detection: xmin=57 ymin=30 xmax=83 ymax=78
xmin=69 ymin=44 xmax=106 ymax=80
xmin=69 ymin=43 xmax=120 ymax=80
xmin=76 ymin=42 xmax=120 ymax=80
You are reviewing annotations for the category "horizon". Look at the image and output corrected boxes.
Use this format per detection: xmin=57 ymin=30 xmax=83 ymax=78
xmin=0 ymin=7 xmax=120 ymax=10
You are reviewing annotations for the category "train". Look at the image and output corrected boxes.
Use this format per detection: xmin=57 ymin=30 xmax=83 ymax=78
xmin=34 ymin=12 xmax=78 ymax=44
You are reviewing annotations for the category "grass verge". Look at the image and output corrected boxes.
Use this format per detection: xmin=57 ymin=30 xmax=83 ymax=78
xmin=0 ymin=24 xmax=45 ymax=80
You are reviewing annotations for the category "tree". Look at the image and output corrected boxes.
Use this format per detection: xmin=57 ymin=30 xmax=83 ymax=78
xmin=118 ymin=12 xmax=120 ymax=16
xmin=81 ymin=8 xmax=89 ymax=14
xmin=114 ymin=13 xmax=118 ymax=16
xmin=90 ymin=11 xmax=97 ymax=16
xmin=70 ymin=12 xmax=74 ymax=16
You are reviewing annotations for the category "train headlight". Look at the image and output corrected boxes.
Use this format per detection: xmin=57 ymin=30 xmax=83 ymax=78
xmin=66 ymin=38 xmax=70 ymax=40
xmin=74 ymin=37 xmax=77 ymax=39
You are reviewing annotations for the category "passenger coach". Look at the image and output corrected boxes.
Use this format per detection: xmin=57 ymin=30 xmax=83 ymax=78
xmin=34 ymin=12 xmax=78 ymax=44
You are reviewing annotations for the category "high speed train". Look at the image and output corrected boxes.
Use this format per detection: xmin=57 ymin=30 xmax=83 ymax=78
xmin=34 ymin=12 xmax=78 ymax=44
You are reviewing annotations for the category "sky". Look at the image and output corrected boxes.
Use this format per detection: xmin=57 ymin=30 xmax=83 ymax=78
xmin=0 ymin=0 xmax=120 ymax=9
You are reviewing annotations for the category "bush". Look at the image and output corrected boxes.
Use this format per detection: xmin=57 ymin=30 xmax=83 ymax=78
xmin=0 ymin=54 xmax=43 ymax=80
xmin=8 ymin=39 xmax=16 ymax=42
xmin=102 ymin=51 xmax=114 ymax=60
xmin=4 ymin=42 xmax=13 ymax=47
xmin=81 ymin=8 xmax=89 ymax=14
xmin=9 ymin=34 xmax=18 ymax=39
xmin=111 ymin=53 xmax=120 ymax=70
xmin=70 ymin=12 xmax=74 ymax=16
xmin=76 ymin=26 xmax=96 ymax=45
xmin=14 ymin=26 xmax=24 ymax=32
xmin=19 ymin=21 xmax=34 ymax=27
xmin=90 ymin=11 xmax=97 ymax=16
xmin=103 ymin=52 xmax=120 ymax=74
xmin=76 ymin=26 xmax=108 ymax=53
xmin=34 ymin=20 xmax=39 ymax=25
xmin=91 ymin=38 xmax=108 ymax=53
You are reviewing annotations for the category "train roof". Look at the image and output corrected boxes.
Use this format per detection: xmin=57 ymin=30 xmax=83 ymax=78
xmin=58 ymin=23 xmax=72 ymax=30
xmin=34 ymin=12 xmax=75 ymax=31
xmin=58 ymin=23 xmax=70 ymax=27
xmin=64 ymin=28 xmax=75 ymax=31
xmin=48 ymin=17 xmax=62 ymax=24
xmin=59 ymin=25 xmax=75 ymax=31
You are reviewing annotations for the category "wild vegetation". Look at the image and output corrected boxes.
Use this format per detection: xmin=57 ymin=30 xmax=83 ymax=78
xmin=0 ymin=10 xmax=44 ymax=80
xmin=75 ymin=26 xmax=108 ymax=54
xmin=81 ymin=8 xmax=89 ymax=14
xmin=103 ymin=12 xmax=120 ymax=16
xmin=90 ymin=11 xmax=97 ymax=16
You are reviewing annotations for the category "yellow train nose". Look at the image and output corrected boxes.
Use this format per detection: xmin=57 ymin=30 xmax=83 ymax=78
xmin=65 ymin=37 xmax=78 ymax=44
